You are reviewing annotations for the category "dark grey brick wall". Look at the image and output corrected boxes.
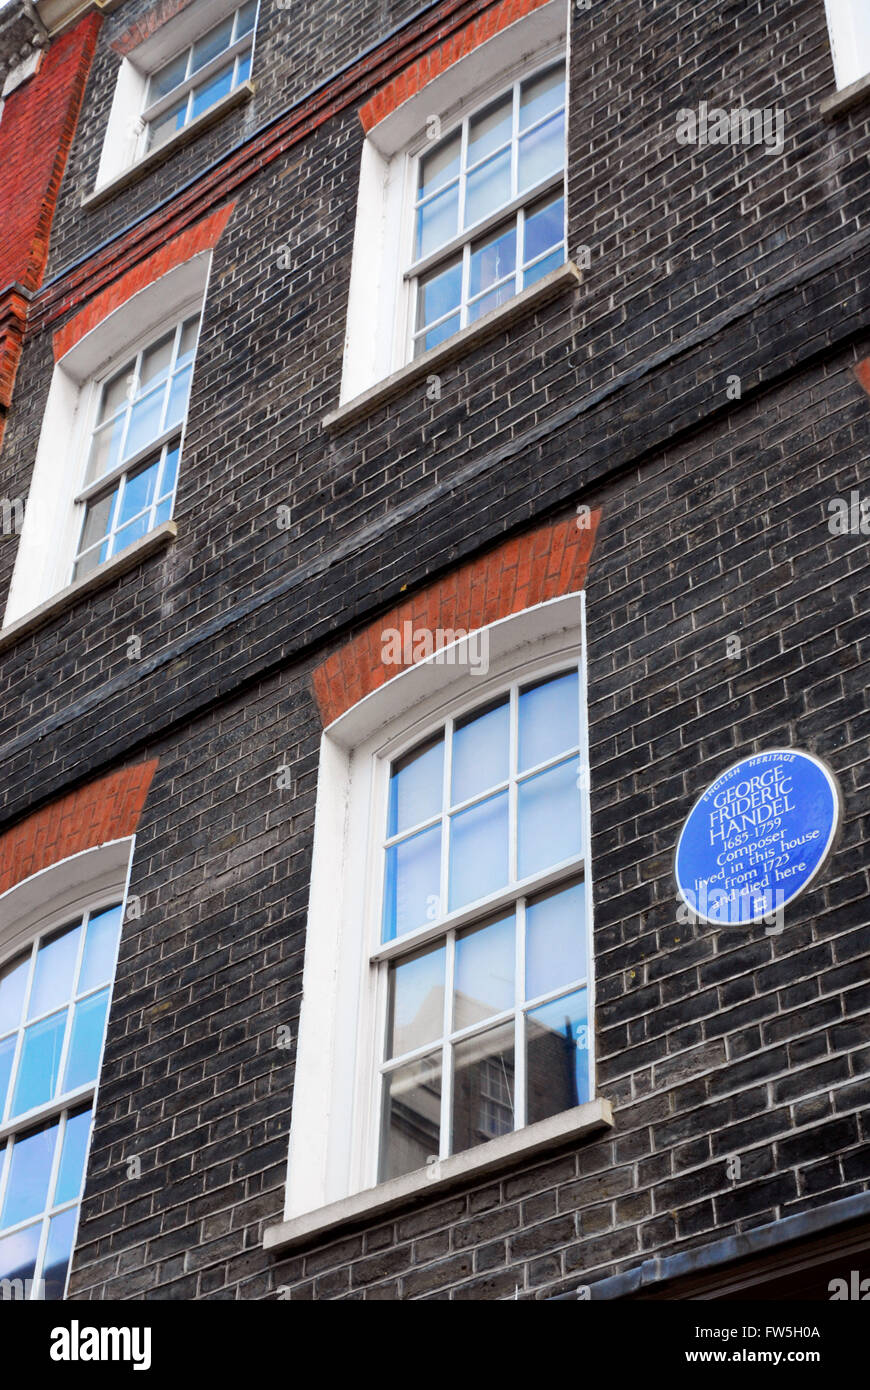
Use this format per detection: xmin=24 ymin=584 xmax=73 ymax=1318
xmin=0 ymin=0 xmax=867 ymax=1299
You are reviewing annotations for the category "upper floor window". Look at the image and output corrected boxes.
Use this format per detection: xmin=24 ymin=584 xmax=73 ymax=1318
xmin=338 ymin=0 xmax=567 ymax=405
xmin=3 ymin=251 xmax=208 ymax=631
xmin=410 ymin=62 xmax=567 ymax=357
xmin=73 ymin=313 xmax=200 ymax=583
xmin=95 ymin=0 xmax=259 ymax=192
xmin=142 ymin=1 xmax=258 ymax=154
xmin=280 ymin=593 xmax=597 ymax=1232
xmin=378 ymin=669 xmax=588 ymax=1182
xmin=825 ymin=0 xmax=870 ymax=89
xmin=0 ymin=902 xmax=123 ymax=1299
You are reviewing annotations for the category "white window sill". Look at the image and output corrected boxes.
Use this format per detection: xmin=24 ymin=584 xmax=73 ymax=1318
xmin=323 ymin=260 xmax=583 ymax=435
xmin=0 ymin=521 xmax=177 ymax=654
xmin=263 ymin=1096 xmax=613 ymax=1256
xmin=820 ymin=70 xmax=870 ymax=118
xmin=83 ymin=81 xmax=255 ymax=210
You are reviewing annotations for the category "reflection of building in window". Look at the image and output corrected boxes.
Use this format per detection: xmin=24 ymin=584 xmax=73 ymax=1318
xmin=478 ymin=1057 xmax=514 ymax=1140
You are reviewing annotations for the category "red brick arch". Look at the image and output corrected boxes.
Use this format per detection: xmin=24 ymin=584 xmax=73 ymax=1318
xmin=312 ymin=511 xmax=600 ymax=727
xmin=0 ymin=761 xmax=158 ymax=897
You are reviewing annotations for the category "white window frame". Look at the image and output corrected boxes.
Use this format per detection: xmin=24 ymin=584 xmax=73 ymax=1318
xmin=4 ymin=252 xmax=212 ymax=629
xmin=405 ymin=58 xmax=568 ymax=360
xmin=95 ymin=0 xmax=260 ymax=192
xmin=0 ymin=840 xmax=134 ymax=1300
xmin=70 ymin=310 xmax=201 ymax=585
xmin=339 ymin=0 xmax=567 ymax=405
xmin=370 ymin=658 xmax=589 ymax=1182
xmin=824 ymin=0 xmax=870 ymax=89
xmin=284 ymin=592 xmax=595 ymax=1224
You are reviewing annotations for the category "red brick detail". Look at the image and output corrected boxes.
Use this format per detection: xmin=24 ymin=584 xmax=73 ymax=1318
xmin=0 ymin=13 xmax=101 ymax=295
xmin=112 ymin=0 xmax=196 ymax=56
xmin=52 ymin=202 xmax=236 ymax=361
xmin=853 ymin=359 xmax=870 ymax=398
xmin=312 ymin=511 xmax=600 ymax=727
xmin=359 ymin=0 xmax=552 ymax=131
xmin=0 ymin=288 xmax=30 ymax=411
xmin=0 ymin=761 xmax=158 ymax=896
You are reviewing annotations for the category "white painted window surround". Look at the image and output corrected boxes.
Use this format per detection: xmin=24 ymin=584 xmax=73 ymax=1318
xmin=339 ymin=0 xmax=567 ymax=405
xmin=3 ymin=252 xmax=211 ymax=630
xmin=285 ymin=592 xmax=594 ymax=1224
xmin=0 ymin=839 xmax=134 ymax=1300
xmin=96 ymin=0 xmax=259 ymax=192
xmin=825 ymin=0 xmax=870 ymax=89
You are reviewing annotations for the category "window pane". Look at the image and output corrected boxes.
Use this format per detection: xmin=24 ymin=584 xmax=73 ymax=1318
xmin=388 ymin=737 xmax=444 ymax=837
xmin=190 ymin=63 xmax=235 ymax=121
xmin=520 ymin=64 xmax=565 ymax=131
xmin=139 ymin=330 xmax=175 ymax=392
xmin=148 ymin=98 xmax=188 ymax=151
xmin=468 ymin=279 xmax=516 ymax=324
xmin=11 ymin=1012 xmax=66 ymax=1117
xmin=29 ymin=925 xmax=80 ymax=1021
xmin=0 ymin=1035 xmax=14 ymax=1116
xmin=526 ymin=988 xmax=588 ymax=1122
xmin=380 ymin=1053 xmax=441 ymax=1182
xmin=159 ymin=444 xmax=181 ymax=502
xmin=452 ymin=1022 xmax=514 ymax=1154
xmin=526 ymin=882 xmax=585 ymax=1000
xmin=416 ymin=314 xmax=461 ymax=355
xmin=416 ymin=183 xmax=460 ymax=259
xmin=87 ymin=417 xmax=126 ymax=484
xmin=62 ymin=990 xmax=109 ymax=1095
xmin=165 ymin=364 xmax=194 ymax=431
xmin=449 ymin=791 xmax=509 ymax=911
xmin=417 ymin=260 xmax=462 ymax=332
xmin=0 ymin=952 xmax=28 ymax=1035
xmin=78 ymin=492 xmax=115 ymax=559
xmin=469 ymin=226 xmax=516 ymax=299
xmin=117 ymin=460 xmax=159 ymax=528
xmin=42 ymin=1207 xmax=78 ymax=1301
xmin=53 ymin=1107 xmax=93 ymax=1208
xmin=518 ymin=757 xmax=582 ymax=880
xmin=191 ymin=15 xmax=234 ymax=73
xmin=97 ymin=365 xmax=133 ymax=424
xmin=383 ymin=825 xmax=442 ymax=943
xmin=524 ymin=195 xmax=564 ymax=265
xmin=113 ymin=513 xmax=152 ymax=555
xmin=467 ymin=93 xmax=512 ymax=166
xmin=518 ymin=110 xmax=565 ymax=192
xmin=178 ymin=315 xmax=201 ymax=364
xmin=235 ymin=0 xmax=258 ymax=39
xmin=452 ymin=702 xmax=509 ymax=809
xmin=524 ymin=246 xmax=564 ymax=288
xmin=148 ymin=50 xmax=189 ymax=102
xmin=418 ymin=131 xmax=461 ymax=201
xmin=0 ymin=1222 xmax=40 ymax=1288
xmin=78 ymin=907 xmax=122 ymax=997
xmin=454 ymin=914 xmax=514 ymax=1032
xmin=1 ymin=1119 xmax=58 ymax=1228
xmin=518 ymin=671 xmax=579 ymax=771
xmin=123 ymin=386 xmax=165 ymax=461
xmin=236 ymin=50 xmax=252 ymax=84
xmin=387 ymin=943 xmax=445 ymax=1059
xmin=464 ymin=147 xmax=511 ymax=228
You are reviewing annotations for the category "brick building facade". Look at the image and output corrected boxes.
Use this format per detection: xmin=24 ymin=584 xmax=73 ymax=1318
xmin=0 ymin=0 xmax=868 ymax=1304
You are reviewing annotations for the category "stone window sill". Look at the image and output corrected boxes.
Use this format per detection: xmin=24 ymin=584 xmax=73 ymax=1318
xmin=322 ymin=260 xmax=583 ymax=435
xmin=0 ymin=521 xmax=177 ymax=655
xmin=262 ymin=1096 xmax=613 ymax=1256
xmin=82 ymin=82 xmax=255 ymax=210
xmin=820 ymin=71 xmax=870 ymax=119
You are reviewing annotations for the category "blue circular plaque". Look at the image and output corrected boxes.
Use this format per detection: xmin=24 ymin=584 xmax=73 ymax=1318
xmin=675 ymin=750 xmax=840 ymax=927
